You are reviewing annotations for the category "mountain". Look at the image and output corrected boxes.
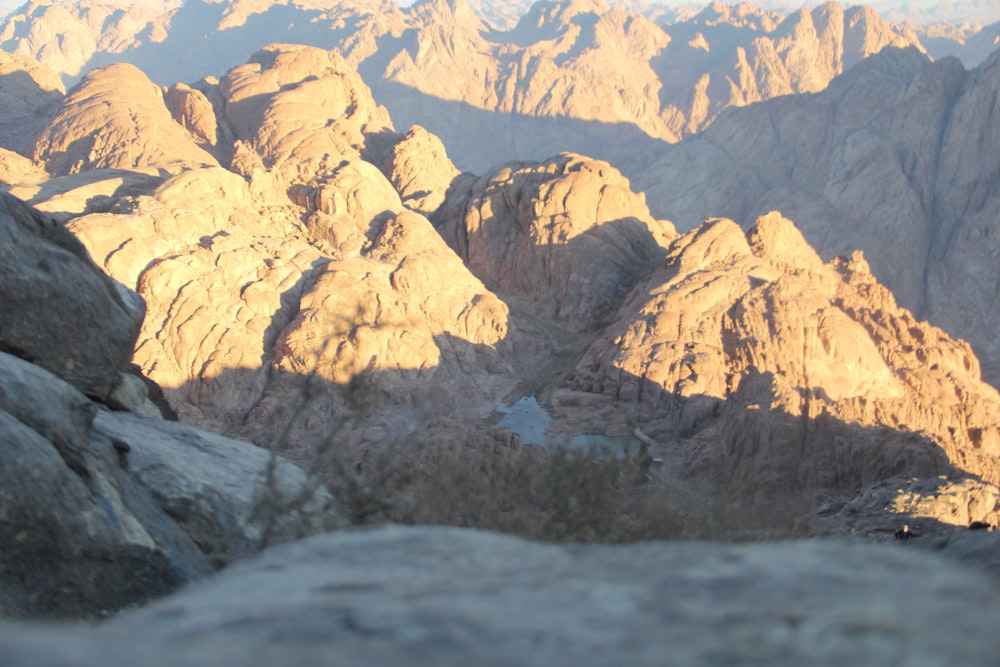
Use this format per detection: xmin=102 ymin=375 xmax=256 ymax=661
xmin=635 ymin=45 xmax=1000 ymax=390
xmin=1 ymin=39 xmax=995 ymax=534
xmin=562 ymin=212 xmax=1000 ymax=513
xmin=0 ymin=50 xmax=63 ymax=156
xmin=344 ymin=0 xmax=930 ymax=171
xmin=19 ymin=44 xmax=524 ymax=460
xmin=0 ymin=0 xmax=932 ymax=172
xmin=4 ymin=0 xmax=1000 ymax=654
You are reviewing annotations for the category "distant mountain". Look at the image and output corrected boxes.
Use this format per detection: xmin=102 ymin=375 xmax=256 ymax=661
xmin=636 ymin=45 xmax=1000 ymax=390
xmin=0 ymin=0 xmax=934 ymax=174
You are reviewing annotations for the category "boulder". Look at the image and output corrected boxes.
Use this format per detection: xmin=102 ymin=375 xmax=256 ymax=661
xmin=0 ymin=350 xmax=207 ymax=618
xmin=1 ymin=525 xmax=999 ymax=664
xmin=0 ymin=348 xmax=336 ymax=618
xmin=0 ymin=192 xmax=144 ymax=401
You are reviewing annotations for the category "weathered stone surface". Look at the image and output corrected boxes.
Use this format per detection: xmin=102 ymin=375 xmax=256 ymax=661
xmin=220 ymin=43 xmax=393 ymax=186
xmin=381 ymin=124 xmax=461 ymax=217
xmin=0 ymin=0 xmax=171 ymax=80
xmin=33 ymin=62 xmax=219 ymax=176
xmin=6 ymin=168 xmax=165 ymax=222
xmin=0 ymin=148 xmax=47 ymax=186
xmin=0 ymin=345 xmax=335 ymax=618
xmin=0 ymin=350 xmax=209 ymax=618
xmin=436 ymin=153 xmax=675 ymax=331
xmin=0 ymin=192 xmax=144 ymax=400
xmin=832 ymin=476 xmax=1000 ymax=538
xmin=93 ymin=411 xmax=337 ymax=559
xmin=637 ymin=46 xmax=1000 ymax=388
xmin=563 ymin=213 xmax=1000 ymax=507
xmin=163 ymin=82 xmax=221 ymax=152
xmin=0 ymin=51 xmax=63 ymax=156
xmin=1 ymin=525 xmax=1000 ymax=665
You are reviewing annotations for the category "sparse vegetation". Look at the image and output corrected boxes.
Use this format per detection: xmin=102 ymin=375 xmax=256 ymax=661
xmin=248 ymin=351 xmax=694 ymax=543
xmin=319 ymin=435 xmax=688 ymax=543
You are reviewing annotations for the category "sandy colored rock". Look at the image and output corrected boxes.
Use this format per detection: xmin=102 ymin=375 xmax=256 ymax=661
xmin=637 ymin=46 xmax=1000 ymax=388
xmin=0 ymin=148 xmax=47 ymax=185
xmin=33 ymin=63 xmax=219 ymax=176
xmin=436 ymin=153 xmax=675 ymax=331
xmin=381 ymin=125 xmax=461 ymax=216
xmin=1 ymin=0 xmax=935 ymax=175
xmin=835 ymin=476 xmax=1000 ymax=536
xmin=220 ymin=44 xmax=392 ymax=184
xmin=0 ymin=0 xmax=173 ymax=79
xmin=564 ymin=212 xmax=1000 ymax=504
xmin=0 ymin=51 xmax=64 ymax=156
xmin=49 ymin=51 xmax=520 ymax=459
xmin=6 ymin=168 xmax=165 ymax=222
xmin=163 ymin=82 xmax=220 ymax=151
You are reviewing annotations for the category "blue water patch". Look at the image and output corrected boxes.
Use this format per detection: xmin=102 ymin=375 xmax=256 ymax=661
xmin=496 ymin=395 xmax=551 ymax=446
xmin=497 ymin=396 xmax=642 ymax=457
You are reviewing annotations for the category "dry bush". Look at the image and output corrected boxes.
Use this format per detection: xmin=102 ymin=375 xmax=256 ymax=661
xmin=306 ymin=432 xmax=688 ymax=543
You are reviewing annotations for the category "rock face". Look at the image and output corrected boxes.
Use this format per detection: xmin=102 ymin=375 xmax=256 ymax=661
xmin=219 ymin=44 xmax=393 ymax=184
xmin=0 ymin=193 xmax=143 ymax=400
xmin=380 ymin=124 xmax=461 ymax=217
xmin=0 ymin=51 xmax=64 ymax=156
xmin=564 ymin=213 xmax=1000 ymax=506
xmin=349 ymin=0 xmax=927 ymax=171
xmin=636 ymin=46 xmax=1000 ymax=388
xmin=54 ymin=45 xmax=519 ymax=459
xmin=0 ymin=0 xmax=173 ymax=80
xmin=435 ymin=153 xmax=676 ymax=331
xmin=2 ymin=525 xmax=1000 ymax=665
xmin=0 ymin=192 xmax=334 ymax=618
xmin=33 ymin=62 xmax=219 ymax=176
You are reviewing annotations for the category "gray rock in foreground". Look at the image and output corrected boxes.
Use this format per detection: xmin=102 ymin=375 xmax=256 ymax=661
xmin=2 ymin=526 xmax=999 ymax=666
xmin=0 ymin=348 xmax=336 ymax=618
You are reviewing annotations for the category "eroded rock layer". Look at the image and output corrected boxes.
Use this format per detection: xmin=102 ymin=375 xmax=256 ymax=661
xmin=565 ymin=213 xmax=1000 ymax=503
xmin=637 ymin=46 xmax=1000 ymax=389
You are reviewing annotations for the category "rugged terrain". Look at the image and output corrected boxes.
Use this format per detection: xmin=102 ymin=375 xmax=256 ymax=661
xmin=636 ymin=45 xmax=1000 ymax=390
xmin=0 ymin=191 xmax=333 ymax=618
xmin=0 ymin=0 xmax=952 ymax=173
xmin=1 ymin=0 xmax=1000 ymax=662
xmin=0 ymin=32 xmax=996 ymax=533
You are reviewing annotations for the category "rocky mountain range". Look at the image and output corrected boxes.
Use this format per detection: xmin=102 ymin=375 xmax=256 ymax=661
xmin=4 ymin=0 xmax=994 ymax=174
xmin=0 ymin=31 xmax=996 ymax=531
xmin=636 ymin=45 xmax=1000 ymax=393
xmin=2 ymin=0 xmax=1000 ymax=661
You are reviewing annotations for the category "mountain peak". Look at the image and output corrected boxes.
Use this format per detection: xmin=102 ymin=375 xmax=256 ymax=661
xmin=747 ymin=211 xmax=824 ymax=275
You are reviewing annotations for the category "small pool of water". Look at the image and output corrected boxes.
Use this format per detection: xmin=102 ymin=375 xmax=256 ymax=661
xmin=497 ymin=395 xmax=640 ymax=457
xmin=496 ymin=395 xmax=551 ymax=446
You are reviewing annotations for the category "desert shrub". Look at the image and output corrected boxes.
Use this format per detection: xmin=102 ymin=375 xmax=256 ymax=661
xmin=304 ymin=431 xmax=687 ymax=543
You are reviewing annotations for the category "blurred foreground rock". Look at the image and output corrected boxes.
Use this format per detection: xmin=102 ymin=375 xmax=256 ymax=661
xmin=0 ymin=192 xmax=335 ymax=618
xmin=1 ymin=525 xmax=999 ymax=666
